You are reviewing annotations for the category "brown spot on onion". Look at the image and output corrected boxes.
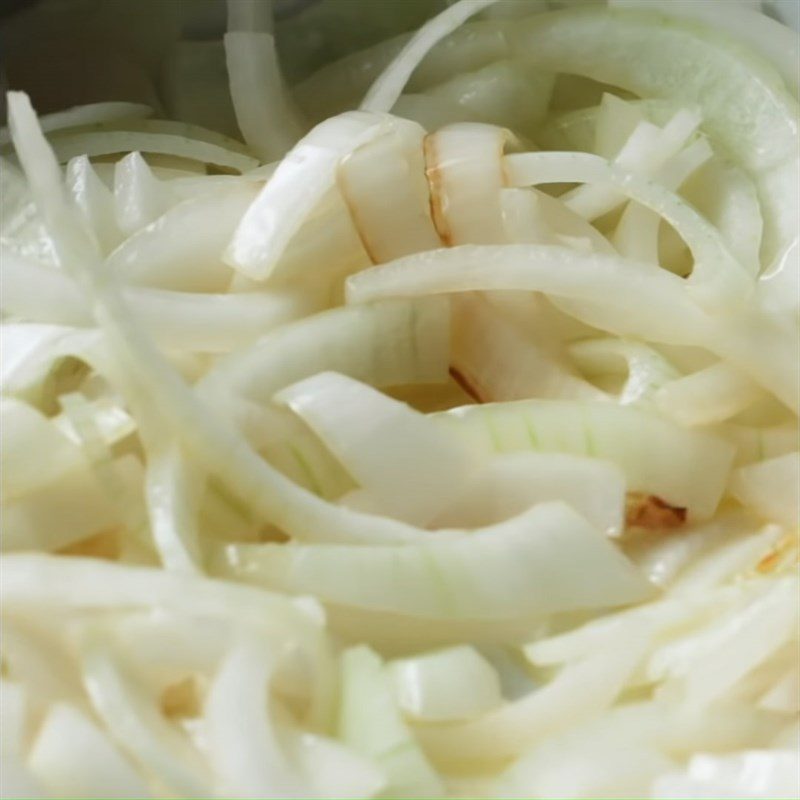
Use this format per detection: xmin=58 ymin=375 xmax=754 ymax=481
xmin=625 ymin=492 xmax=687 ymax=530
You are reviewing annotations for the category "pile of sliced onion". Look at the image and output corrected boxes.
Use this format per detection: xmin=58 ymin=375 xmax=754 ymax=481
xmin=1 ymin=1 xmax=798 ymax=798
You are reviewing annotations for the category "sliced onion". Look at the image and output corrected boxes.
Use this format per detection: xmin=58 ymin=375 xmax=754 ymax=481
xmin=45 ymin=127 xmax=258 ymax=173
xmin=500 ymin=187 xmax=616 ymax=254
xmin=562 ymin=108 xmax=702 ymax=221
xmin=613 ymin=138 xmax=713 ymax=266
xmin=144 ymin=443 xmax=204 ymax=573
xmin=436 ymin=399 xmax=735 ymax=520
xmin=200 ymin=297 xmax=450 ymax=407
xmin=509 ymin=7 xmax=800 ymax=265
xmin=416 ymin=632 xmax=649 ymax=765
xmin=28 ymin=702 xmax=150 ymax=800
xmin=346 ymin=243 xmax=710 ymax=346
xmin=0 ymin=102 xmax=153 ymax=147
xmin=204 ymin=638 xmax=307 ymax=797
xmin=420 ymin=58 xmax=554 ymax=135
xmin=432 ymin=451 xmax=626 ymax=536
xmin=337 ymin=119 xmax=442 ymax=263
xmin=225 ymin=112 xmax=391 ymax=279
xmin=79 ymin=634 xmax=210 ymax=798
xmin=108 ymin=181 xmax=260 ymax=292
xmin=113 ymin=151 xmax=178 ymax=236
xmin=339 ymin=646 xmax=440 ymax=798
xmin=655 ymin=362 xmax=764 ymax=426
xmin=610 ymin=0 xmax=800 ymax=98
xmin=274 ymin=372 xmax=480 ymax=527
xmin=224 ymin=31 xmax=305 ymax=162
xmin=389 ymin=645 xmax=502 ymax=722
xmin=451 ymin=292 xmax=604 ymax=403
xmin=568 ymin=338 xmax=681 ymax=406
xmin=360 ymin=0 xmax=501 ymax=113
xmin=505 ymin=151 xmax=752 ymax=308
xmin=219 ymin=501 xmax=654 ymax=621
xmin=65 ymin=156 xmax=123 ymax=254
xmin=1 ymin=248 xmax=320 ymax=353
xmin=424 ymin=122 xmax=510 ymax=245
xmin=729 ymin=452 xmax=800 ymax=528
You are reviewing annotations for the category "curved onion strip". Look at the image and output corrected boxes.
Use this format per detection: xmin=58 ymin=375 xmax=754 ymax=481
xmin=224 ymin=31 xmax=305 ymax=162
xmin=420 ymin=58 xmax=554 ymax=135
xmin=0 ymin=102 xmax=153 ymax=146
xmin=44 ymin=129 xmax=258 ymax=173
xmin=0 ymin=249 xmax=319 ymax=353
xmin=610 ymin=0 xmax=800 ymax=98
xmin=568 ymin=338 xmax=681 ymax=406
xmin=27 ymin=702 xmax=150 ymax=799
xmin=337 ymin=119 xmax=442 ymax=262
xmin=360 ymin=0 xmax=501 ymax=113
xmin=451 ymin=292 xmax=604 ymax=403
xmin=198 ymin=297 xmax=450 ymax=407
xmin=144 ymin=443 xmax=204 ymax=573
xmin=432 ymin=452 xmax=626 ymax=536
xmin=424 ymin=122 xmax=510 ymax=245
xmin=504 ymin=151 xmax=752 ymax=308
xmin=562 ymin=108 xmax=702 ymax=221
xmin=338 ymin=646 xmax=441 ymax=797
xmin=500 ymin=188 xmax=616 ymax=254
xmin=225 ymin=112 xmax=391 ymax=279
xmin=274 ymin=372 xmax=480 ymax=527
xmin=218 ymin=501 xmax=654 ymax=621
xmin=684 ymin=159 xmax=763 ymax=279
xmin=510 ymin=7 xmax=800 ymax=264
xmin=346 ymin=243 xmax=711 ymax=345
xmin=79 ymin=635 xmax=211 ymax=797
xmin=205 ymin=639 xmax=308 ymax=797
xmin=613 ymin=138 xmax=713 ymax=266
xmin=107 ymin=182 xmax=261 ymax=292
xmin=416 ymin=632 xmax=649 ymax=765
xmin=293 ymin=20 xmax=510 ymax=123
xmin=729 ymin=452 xmax=800 ymax=528
xmin=655 ymin=362 xmax=764 ymax=426
xmin=435 ymin=399 xmax=735 ymax=520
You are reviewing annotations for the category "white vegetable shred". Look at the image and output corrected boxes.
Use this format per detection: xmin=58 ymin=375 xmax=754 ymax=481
xmin=1 ymin=1 xmax=797 ymax=798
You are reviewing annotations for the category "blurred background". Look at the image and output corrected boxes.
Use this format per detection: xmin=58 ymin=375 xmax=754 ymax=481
xmin=0 ymin=0 xmax=797 ymax=129
xmin=0 ymin=0 xmax=447 ymax=126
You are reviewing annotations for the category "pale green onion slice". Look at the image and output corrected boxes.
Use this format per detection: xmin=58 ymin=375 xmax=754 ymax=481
xmin=339 ymin=646 xmax=441 ymax=798
xmin=510 ymin=7 xmax=800 ymax=264
xmin=219 ymin=501 xmax=654 ymax=621
xmin=389 ymin=645 xmax=502 ymax=722
xmin=437 ymin=399 xmax=735 ymax=519
xmin=275 ymin=372 xmax=480 ymax=526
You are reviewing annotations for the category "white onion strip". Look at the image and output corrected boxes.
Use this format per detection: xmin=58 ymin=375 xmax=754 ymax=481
xmin=424 ymin=122 xmax=509 ymax=245
xmin=361 ymin=0 xmax=501 ymax=113
xmin=504 ymin=151 xmax=752 ymax=308
xmin=225 ymin=112 xmax=391 ymax=280
xmin=0 ymin=102 xmax=153 ymax=147
xmin=338 ymin=119 xmax=442 ymax=262
xmin=224 ymin=31 xmax=305 ymax=162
